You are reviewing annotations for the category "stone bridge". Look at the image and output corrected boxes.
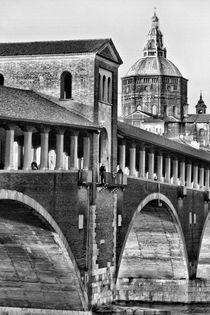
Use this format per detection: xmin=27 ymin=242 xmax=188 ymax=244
xmin=0 ymin=122 xmax=210 ymax=312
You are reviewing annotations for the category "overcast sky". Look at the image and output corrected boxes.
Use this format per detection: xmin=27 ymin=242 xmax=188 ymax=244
xmin=1 ymin=0 xmax=209 ymax=113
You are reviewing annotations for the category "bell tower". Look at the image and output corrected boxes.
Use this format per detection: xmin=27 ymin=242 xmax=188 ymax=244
xmin=195 ymin=92 xmax=207 ymax=114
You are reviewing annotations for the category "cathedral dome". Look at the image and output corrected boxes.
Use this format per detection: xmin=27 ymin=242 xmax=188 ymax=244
xmin=126 ymin=56 xmax=182 ymax=77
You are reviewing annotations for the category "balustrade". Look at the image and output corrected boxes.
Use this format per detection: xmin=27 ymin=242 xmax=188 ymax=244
xmin=116 ymin=138 xmax=210 ymax=192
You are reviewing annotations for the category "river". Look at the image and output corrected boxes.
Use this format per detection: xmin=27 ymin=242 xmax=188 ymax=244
xmin=95 ymin=302 xmax=210 ymax=314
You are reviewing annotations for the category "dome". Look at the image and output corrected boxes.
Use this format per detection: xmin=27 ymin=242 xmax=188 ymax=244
xmin=126 ymin=56 xmax=182 ymax=77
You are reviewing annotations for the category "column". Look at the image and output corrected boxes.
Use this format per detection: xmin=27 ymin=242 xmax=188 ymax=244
xmin=193 ymin=164 xmax=198 ymax=189
xmin=40 ymin=127 xmax=50 ymax=170
xmin=199 ymin=166 xmax=204 ymax=189
xmin=157 ymin=152 xmax=163 ymax=182
xmin=172 ymin=157 xmax=178 ymax=185
xmin=129 ymin=142 xmax=136 ymax=176
xmin=70 ymin=131 xmax=79 ymax=170
xmin=55 ymin=128 xmax=64 ymax=170
xmin=4 ymin=125 xmax=15 ymax=170
xmin=180 ymin=159 xmax=185 ymax=186
xmin=119 ymin=140 xmax=126 ymax=173
xmin=186 ymin=161 xmax=192 ymax=188
xmin=139 ymin=144 xmax=145 ymax=178
xmin=23 ymin=126 xmax=33 ymax=170
xmin=83 ymin=133 xmax=90 ymax=170
xmin=205 ymin=168 xmax=210 ymax=190
xmin=148 ymin=150 xmax=154 ymax=180
xmin=165 ymin=155 xmax=171 ymax=183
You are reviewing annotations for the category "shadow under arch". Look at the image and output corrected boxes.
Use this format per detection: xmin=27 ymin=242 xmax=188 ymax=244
xmin=117 ymin=192 xmax=189 ymax=281
xmin=0 ymin=189 xmax=88 ymax=311
xmin=197 ymin=208 xmax=210 ymax=279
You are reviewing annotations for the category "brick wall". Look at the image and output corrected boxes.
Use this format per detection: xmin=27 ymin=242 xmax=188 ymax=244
xmin=0 ymin=172 xmax=89 ymax=276
xmin=117 ymin=177 xmax=209 ymax=277
xmin=0 ymin=55 xmax=95 ymax=121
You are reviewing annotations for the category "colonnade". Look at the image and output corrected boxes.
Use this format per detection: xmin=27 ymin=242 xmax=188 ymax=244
xmin=2 ymin=124 xmax=92 ymax=171
xmin=118 ymin=140 xmax=210 ymax=190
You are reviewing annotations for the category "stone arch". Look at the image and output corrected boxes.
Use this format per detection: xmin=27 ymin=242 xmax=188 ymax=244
xmin=0 ymin=189 xmax=88 ymax=310
xmin=117 ymin=193 xmax=189 ymax=281
xmin=197 ymin=209 xmax=210 ymax=279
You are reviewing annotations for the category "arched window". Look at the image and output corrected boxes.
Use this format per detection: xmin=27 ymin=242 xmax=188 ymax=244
xmin=152 ymin=105 xmax=157 ymax=115
xmin=60 ymin=71 xmax=72 ymax=99
xmin=102 ymin=75 xmax=106 ymax=101
xmin=199 ymin=128 xmax=205 ymax=136
xmin=98 ymin=73 xmax=101 ymax=101
xmin=173 ymin=106 xmax=177 ymax=117
xmin=0 ymin=74 xmax=4 ymax=86
xmin=107 ymin=77 xmax=112 ymax=103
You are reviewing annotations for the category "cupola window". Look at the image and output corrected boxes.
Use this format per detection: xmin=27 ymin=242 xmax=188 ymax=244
xmin=60 ymin=71 xmax=72 ymax=99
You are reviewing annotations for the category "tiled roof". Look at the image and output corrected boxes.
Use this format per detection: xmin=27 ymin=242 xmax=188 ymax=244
xmin=126 ymin=56 xmax=182 ymax=77
xmin=0 ymin=86 xmax=98 ymax=130
xmin=117 ymin=121 xmax=210 ymax=163
xmin=164 ymin=115 xmax=180 ymax=122
xmin=0 ymin=39 xmax=110 ymax=56
xmin=185 ymin=114 xmax=210 ymax=123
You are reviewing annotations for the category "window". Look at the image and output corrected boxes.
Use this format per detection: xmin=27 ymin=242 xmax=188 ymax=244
xmin=99 ymin=73 xmax=101 ymax=100
xmin=0 ymin=74 xmax=4 ymax=86
xmin=60 ymin=71 xmax=72 ymax=99
xmin=102 ymin=75 xmax=106 ymax=101
xmin=152 ymin=105 xmax=157 ymax=115
xmin=107 ymin=77 xmax=112 ymax=103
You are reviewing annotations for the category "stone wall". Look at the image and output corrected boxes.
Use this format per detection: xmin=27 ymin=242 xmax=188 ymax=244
xmin=0 ymin=54 xmax=95 ymax=121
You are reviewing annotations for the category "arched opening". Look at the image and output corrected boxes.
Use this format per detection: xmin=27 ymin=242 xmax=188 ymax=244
xmin=197 ymin=210 xmax=210 ymax=279
xmin=60 ymin=71 xmax=72 ymax=99
xmin=152 ymin=105 xmax=157 ymax=115
xmin=0 ymin=190 xmax=88 ymax=310
xmin=117 ymin=193 xmax=188 ymax=301
xmin=107 ymin=77 xmax=112 ymax=103
xmin=102 ymin=75 xmax=106 ymax=102
xmin=98 ymin=73 xmax=101 ymax=101
xmin=173 ymin=105 xmax=177 ymax=117
xmin=0 ymin=73 xmax=4 ymax=86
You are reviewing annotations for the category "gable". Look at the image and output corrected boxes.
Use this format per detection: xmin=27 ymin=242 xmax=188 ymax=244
xmin=97 ymin=41 xmax=123 ymax=65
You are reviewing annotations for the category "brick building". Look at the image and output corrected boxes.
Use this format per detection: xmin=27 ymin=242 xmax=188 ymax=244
xmin=121 ymin=12 xmax=188 ymax=138
xmin=0 ymin=39 xmax=122 ymax=171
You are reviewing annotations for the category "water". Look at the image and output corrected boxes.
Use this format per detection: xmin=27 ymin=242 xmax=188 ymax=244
xmin=95 ymin=302 xmax=210 ymax=314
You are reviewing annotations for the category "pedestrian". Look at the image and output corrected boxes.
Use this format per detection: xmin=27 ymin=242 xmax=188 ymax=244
xmin=99 ymin=163 xmax=106 ymax=185
xmin=117 ymin=166 xmax=123 ymax=184
xmin=31 ymin=161 xmax=38 ymax=170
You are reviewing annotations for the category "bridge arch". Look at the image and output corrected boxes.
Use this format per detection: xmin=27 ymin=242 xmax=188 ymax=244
xmin=117 ymin=193 xmax=189 ymax=282
xmin=0 ymin=189 xmax=88 ymax=310
xmin=197 ymin=208 xmax=210 ymax=278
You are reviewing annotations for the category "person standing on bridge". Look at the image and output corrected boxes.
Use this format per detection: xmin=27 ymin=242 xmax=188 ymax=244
xmin=100 ymin=163 xmax=106 ymax=185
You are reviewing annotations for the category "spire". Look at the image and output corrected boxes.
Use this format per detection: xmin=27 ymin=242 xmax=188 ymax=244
xmin=196 ymin=91 xmax=207 ymax=114
xmin=143 ymin=11 xmax=167 ymax=58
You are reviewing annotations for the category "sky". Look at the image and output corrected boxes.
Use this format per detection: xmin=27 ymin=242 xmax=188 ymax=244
xmin=0 ymin=0 xmax=210 ymax=114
